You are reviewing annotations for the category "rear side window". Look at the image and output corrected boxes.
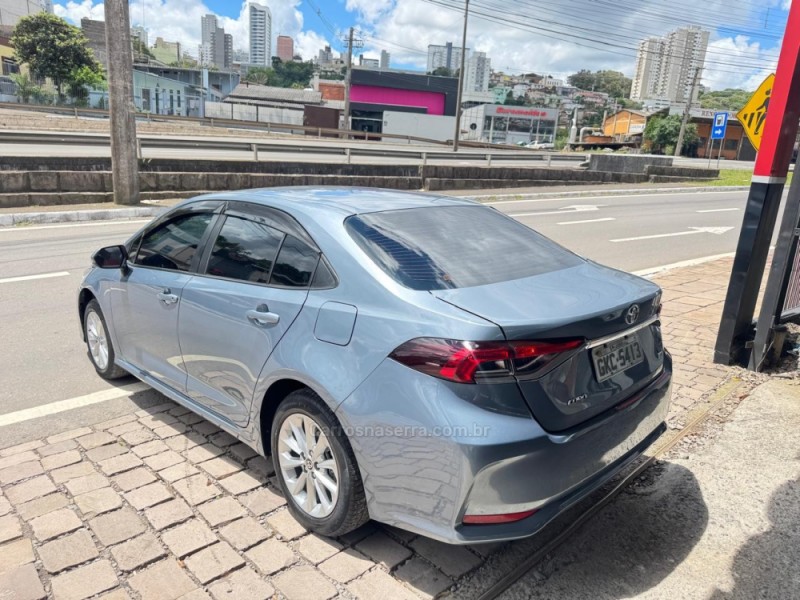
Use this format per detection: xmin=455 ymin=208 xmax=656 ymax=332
xmin=269 ymin=235 xmax=319 ymax=288
xmin=345 ymin=206 xmax=582 ymax=290
xmin=136 ymin=213 xmax=213 ymax=272
xmin=206 ymin=216 xmax=284 ymax=284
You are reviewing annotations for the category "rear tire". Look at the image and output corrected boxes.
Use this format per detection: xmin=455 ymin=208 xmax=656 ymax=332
xmin=83 ymin=299 xmax=127 ymax=380
xmin=271 ymin=388 xmax=369 ymax=537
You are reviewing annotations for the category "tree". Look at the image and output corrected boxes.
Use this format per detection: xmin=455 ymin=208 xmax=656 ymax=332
xmin=243 ymin=66 xmax=272 ymax=85
xmin=643 ymin=114 xmax=699 ymax=155
xmin=429 ymin=66 xmax=454 ymax=77
xmin=699 ymin=88 xmax=752 ymax=111
xmin=12 ymin=13 xmax=102 ymax=102
xmin=567 ymin=69 xmax=632 ymax=99
xmin=10 ymin=73 xmax=42 ymax=104
xmin=132 ymin=38 xmax=155 ymax=61
xmin=68 ymin=65 xmax=106 ymax=106
xmin=244 ymin=60 xmax=315 ymax=88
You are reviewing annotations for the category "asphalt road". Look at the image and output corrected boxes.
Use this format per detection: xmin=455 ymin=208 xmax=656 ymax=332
xmin=0 ymin=188 xmax=758 ymax=446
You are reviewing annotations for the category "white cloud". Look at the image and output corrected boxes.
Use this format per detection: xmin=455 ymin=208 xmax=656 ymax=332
xmin=54 ymin=0 xmax=103 ymax=22
xmin=704 ymin=35 xmax=778 ymax=91
xmin=345 ymin=0 xmax=393 ymax=24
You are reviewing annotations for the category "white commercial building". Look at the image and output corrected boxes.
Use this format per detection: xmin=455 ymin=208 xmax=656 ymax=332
xmin=0 ymin=0 xmax=50 ymax=26
xmin=464 ymin=51 xmax=490 ymax=92
xmin=631 ymin=26 xmax=709 ymax=104
xmin=461 ymin=104 xmax=559 ymax=145
xmin=249 ymin=2 xmax=272 ymax=66
xmin=131 ymin=25 xmax=148 ymax=48
xmin=427 ymin=42 xmax=468 ymax=73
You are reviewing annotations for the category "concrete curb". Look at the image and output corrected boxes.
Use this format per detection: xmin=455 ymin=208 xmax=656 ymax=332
xmin=0 ymin=206 xmax=164 ymax=227
xmin=468 ymin=185 xmax=750 ymax=201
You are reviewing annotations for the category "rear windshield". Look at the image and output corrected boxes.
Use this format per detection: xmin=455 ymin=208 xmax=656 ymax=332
xmin=345 ymin=205 xmax=582 ymax=290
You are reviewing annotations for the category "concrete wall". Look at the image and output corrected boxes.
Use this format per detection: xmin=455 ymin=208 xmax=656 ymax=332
xmin=588 ymin=154 xmax=673 ymax=173
xmin=205 ymin=101 xmax=304 ymax=125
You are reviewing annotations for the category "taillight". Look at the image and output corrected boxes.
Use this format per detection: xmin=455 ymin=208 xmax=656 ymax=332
xmin=463 ymin=508 xmax=538 ymax=525
xmin=389 ymin=337 xmax=583 ymax=384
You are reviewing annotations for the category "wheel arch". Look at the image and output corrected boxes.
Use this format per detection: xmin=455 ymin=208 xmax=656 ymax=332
xmin=78 ymin=288 xmax=97 ymax=341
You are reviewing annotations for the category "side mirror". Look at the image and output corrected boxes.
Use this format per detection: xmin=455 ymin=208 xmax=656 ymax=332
xmin=92 ymin=245 xmax=128 ymax=269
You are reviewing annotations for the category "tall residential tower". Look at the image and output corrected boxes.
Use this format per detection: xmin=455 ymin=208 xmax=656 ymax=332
xmin=249 ymin=3 xmax=272 ymax=65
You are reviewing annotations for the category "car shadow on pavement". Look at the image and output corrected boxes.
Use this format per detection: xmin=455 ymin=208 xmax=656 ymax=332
xmin=453 ymin=461 xmax=709 ymax=599
xmin=708 ymin=474 xmax=800 ymax=600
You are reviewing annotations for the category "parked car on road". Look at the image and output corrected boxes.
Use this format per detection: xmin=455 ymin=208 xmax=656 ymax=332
xmin=527 ymin=141 xmax=555 ymax=150
xmin=79 ymin=188 xmax=671 ymax=543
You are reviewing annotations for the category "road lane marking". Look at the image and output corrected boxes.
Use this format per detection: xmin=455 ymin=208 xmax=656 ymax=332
xmin=610 ymin=226 xmax=734 ymax=243
xmin=0 ymin=271 xmax=70 ymax=284
xmin=0 ymin=382 xmax=149 ymax=427
xmin=481 ymin=190 xmax=747 ymax=205
xmin=0 ymin=219 xmax=149 ymax=233
xmin=510 ymin=205 xmax=602 ymax=217
xmin=557 ymin=217 xmax=615 ymax=226
xmin=696 ymin=208 xmax=740 ymax=213
xmin=633 ymin=253 xmax=737 ymax=277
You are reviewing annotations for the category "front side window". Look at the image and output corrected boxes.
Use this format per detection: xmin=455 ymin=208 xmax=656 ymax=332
xmin=206 ymin=216 xmax=284 ymax=284
xmin=135 ymin=213 xmax=213 ymax=272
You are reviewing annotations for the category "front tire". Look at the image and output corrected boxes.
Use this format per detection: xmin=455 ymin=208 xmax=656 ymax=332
xmin=271 ymin=388 xmax=369 ymax=537
xmin=83 ymin=299 xmax=127 ymax=380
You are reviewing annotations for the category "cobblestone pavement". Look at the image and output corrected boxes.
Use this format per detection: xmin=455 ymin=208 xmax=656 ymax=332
xmin=0 ymin=257 xmax=742 ymax=600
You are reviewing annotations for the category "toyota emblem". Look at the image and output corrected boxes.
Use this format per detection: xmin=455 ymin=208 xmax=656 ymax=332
xmin=625 ymin=305 xmax=640 ymax=325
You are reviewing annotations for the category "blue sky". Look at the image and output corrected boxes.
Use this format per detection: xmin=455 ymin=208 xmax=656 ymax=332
xmin=53 ymin=0 xmax=791 ymax=90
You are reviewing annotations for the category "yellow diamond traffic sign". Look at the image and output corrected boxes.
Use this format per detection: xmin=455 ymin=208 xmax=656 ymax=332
xmin=737 ymin=73 xmax=775 ymax=152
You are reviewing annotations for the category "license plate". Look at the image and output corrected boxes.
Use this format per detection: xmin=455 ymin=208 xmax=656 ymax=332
xmin=592 ymin=335 xmax=644 ymax=382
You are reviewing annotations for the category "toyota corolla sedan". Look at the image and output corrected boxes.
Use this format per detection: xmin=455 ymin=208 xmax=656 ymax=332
xmin=78 ymin=187 xmax=671 ymax=544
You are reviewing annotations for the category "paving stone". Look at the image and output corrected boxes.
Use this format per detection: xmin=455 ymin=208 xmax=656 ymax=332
xmin=77 ymin=431 xmax=116 ymax=450
xmin=356 ymin=531 xmax=413 ymax=569
xmin=154 ymin=422 xmax=189 ymax=439
xmin=0 ymin=537 xmax=34 ymax=574
xmin=0 ymin=515 xmax=22 ymax=545
xmin=178 ymin=591 xmax=212 ymax=600
xmin=120 ymin=428 xmax=156 ymax=446
xmin=0 ymin=497 xmax=8 ymax=518
xmin=50 ymin=559 xmax=118 ymax=600
xmin=295 ymin=534 xmax=343 ymax=565
xmin=348 ymin=569 xmax=420 ymax=600
xmin=89 ymin=508 xmax=147 ymax=546
xmin=184 ymin=541 xmax=244 ymax=585
xmin=110 ymin=532 xmax=165 ymax=572
xmin=0 ymin=440 xmax=43 ymax=458
xmin=185 ymin=444 xmax=224 ymax=464
xmin=128 ymin=559 xmax=198 ymax=600
xmin=65 ymin=472 xmax=109 ymax=496
xmin=239 ymin=487 xmax=286 ymax=516
xmin=273 ymin=565 xmax=337 ymax=600
xmin=51 ymin=461 xmax=97 ymax=484
xmin=0 ymin=563 xmax=46 ymax=600
xmin=16 ymin=493 xmax=69 ymax=521
xmin=208 ymin=566 xmax=275 ymax=600
xmin=107 ymin=422 xmax=145 ymax=437
xmin=169 ymin=405 xmax=192 ymax=417
xmin=245 ymin=456 xmax=275 ymax=478
xmin=0 ymin=460 xmax=43 ymax=485
xmin=199 ymin=456 xmax=243 ymax=479
xmin=145 ymin=498 xmax=193 ymax=531
xmin=164 ymin=432 xmax=206 ymax=453
xmin=267 ymin=509 xmax=307 ymax=540
xmin=74 ymin=487 xmax=123 ymax=518
xmin=30 ymin=508 xmax=82 ymax=541
xmin=0 ymin=451 xmax=39 ymax=470
xmin=113 ymin=467 xmax=156 ymax=492
xmin=161 ymin=519 xmax=217 ymax=558
xmin=337 ymin=522 xmax=377 ymax=547
xmin=38 ymin=529 xmax=99 ymax=574
xmin=97 ymin=591 xmax=132 ymax=600
xmin=208 ymin=432 xmax=238 ymax=448
xmin=159 ymin=462 xmax=200 ymax=483
xmin=394 ymin=556 xmax=453 ymax=600
xmin=172 ymin=474 xmax=222 ymax=506
xmin=125 ymin=482 xmax=173 ymax=510
xmin=86 ymin=444 xmax=129 ymax=463
xmin=36 ymin=440 xmax=77 ymax=458
xmin=177 ymin=411 xmax=205 ymax=426
xmin=46 ymin=427 xmax=92 ymax=445
xmin=218 ymin=517 xmax=270 ymax=551
xmin=198 ymin=497 xmax=245 ymax=527
xmin=132 ymin=440 xmax=169 ymax=458
xmin=192 ymin=421 xmax=221 ymax=436
xmin=99 ymin=453 xmax=143 ymax=475
xmin=6 ymin=476 xmax=56 ymax=506
xmin=319 ymin=548 xmax=373 ymax=583
xmin=245 ymin=538 xmax=296 ymax=575
xmin=136 ymin=402 xmax=175 ymax=418
xmin=217 ymin=470 xmax=264 ymax=496
xmin=144 ymin=451 xmax=184 ymax=471
xmin=42 ymin=450 xmax=82 ymax=471
xmin=139 ymin=413 xmax=178 ymax=430
xmin=228 ymin=444 xmax=257 ymax=464
xmin=95 ymin=414 xmax=138 ymax=431
xmin=409 ymin=536 xmax=482 ymax=578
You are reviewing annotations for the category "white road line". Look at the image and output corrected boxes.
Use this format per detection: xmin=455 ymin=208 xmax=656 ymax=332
xmin=696 ymin=208 xmax=740 ymax=213
xmin=510 ymin=205 xmax=602 ymax=217
xmin=610 ymin=226 xmax=734 ymax=243
xmin=0 ymin=271 xmax=70 ymax=284
xmin=557 ymin=217 xmax=616 ymax=225
xmin=482 ymin=190 xmax=746 ymax=205
xmin=633 ymin=253 xmax=737 ymax=277
xmin=0 ymin=219 xmax=149 ymax=233
xmin=0 ymin=382 xmax=149 ymax=428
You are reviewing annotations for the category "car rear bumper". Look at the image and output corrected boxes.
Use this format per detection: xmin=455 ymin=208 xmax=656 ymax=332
xmin=337 ymin=353 xmax=672 ymax=544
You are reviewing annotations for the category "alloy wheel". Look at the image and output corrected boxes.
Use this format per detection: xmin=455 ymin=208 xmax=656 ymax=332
xmin=86 ymin=310 xmax=109 ymax=370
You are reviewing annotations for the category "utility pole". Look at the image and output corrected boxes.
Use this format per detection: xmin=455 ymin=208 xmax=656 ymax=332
xmin=104 ymin=0 xmax=139 ymax=205
xmin=342 ymin=27 xmax=362 ymax=137
xmin=674 ymin=66 xmax=701 ymax=157
xmin=452 ymin=0 xmax=469 ymax=152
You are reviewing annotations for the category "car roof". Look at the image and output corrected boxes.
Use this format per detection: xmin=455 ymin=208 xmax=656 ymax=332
xmin=193 ymin=186 xmax=478 ymax=218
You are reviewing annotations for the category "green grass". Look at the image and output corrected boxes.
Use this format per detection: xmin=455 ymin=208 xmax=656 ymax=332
xmin=699 ymin=169 xmax=794 ymax=187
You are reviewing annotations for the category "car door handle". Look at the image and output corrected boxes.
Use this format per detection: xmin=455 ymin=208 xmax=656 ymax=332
xmin=157 ymin=290 xmax=179 ymax=305
xmin=246 ymin=305 xmax=280 ymax=326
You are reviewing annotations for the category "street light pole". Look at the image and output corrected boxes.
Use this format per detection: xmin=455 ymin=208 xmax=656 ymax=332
xmin=343 ymin=27 xmax=354 ymax=135
xmin=674 ymin=66 xmax=701 ymax=157
xmin=452 ymin=0 xmax=469 ymax=152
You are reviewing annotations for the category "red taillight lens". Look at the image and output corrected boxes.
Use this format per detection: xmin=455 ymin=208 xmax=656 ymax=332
xmin=390 ymin=337 xmax=583 ymax=384
xmin=463 ymin=509 xmax=538 ymax=525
